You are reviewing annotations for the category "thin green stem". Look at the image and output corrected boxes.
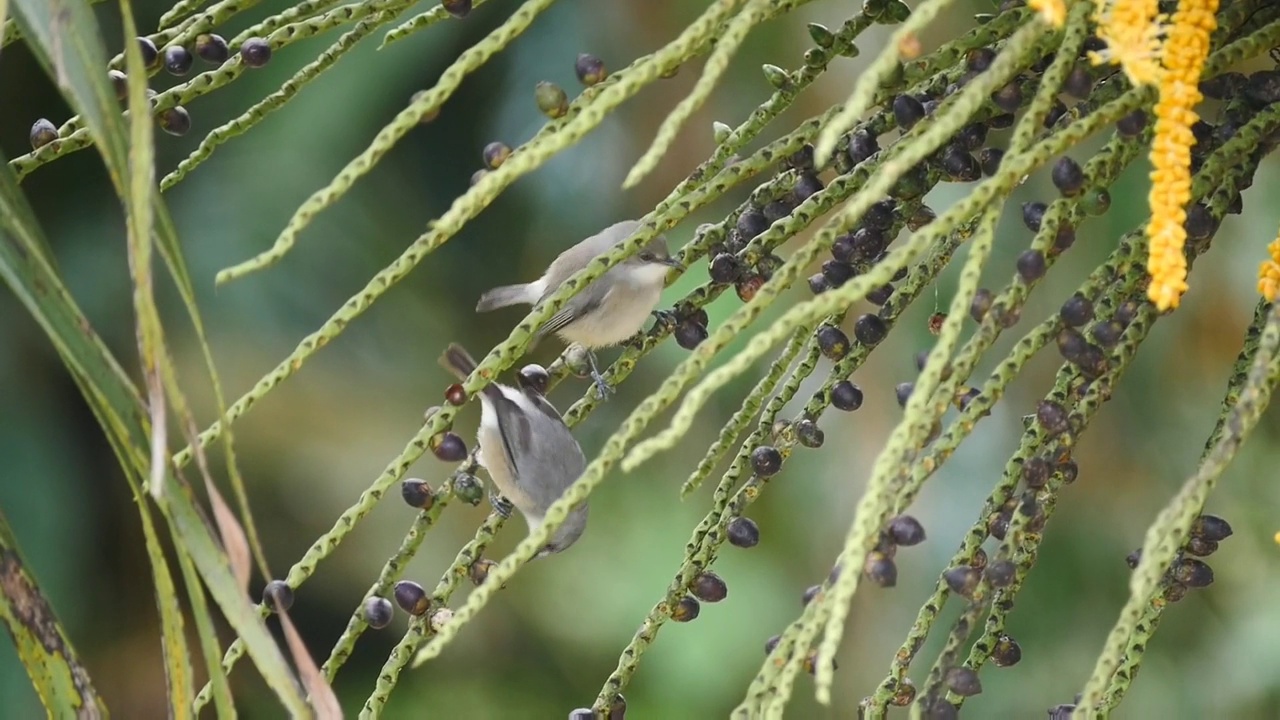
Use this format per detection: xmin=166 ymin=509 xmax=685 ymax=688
xmin=159 ymin=2 xmax=418 ymax=191
xmin=622 ymin=0 xmax=757 ymax=188
xmin=813 ymin=0 xmax=964 ymax=164
xmin=1098 ymin=299 xmax=1272 ymax=710
xmin=214 ymin=0 xmax=561 ymax=284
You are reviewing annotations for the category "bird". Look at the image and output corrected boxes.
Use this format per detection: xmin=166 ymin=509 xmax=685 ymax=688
xmin=475 ymin=219 xmax=683 ymax=397
xmin=439 ymin=343 xmax=589 ymax=556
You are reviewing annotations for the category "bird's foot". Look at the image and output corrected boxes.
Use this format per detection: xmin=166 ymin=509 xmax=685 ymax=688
xmin=590 ymin=369 xmax=615 ymax=399
xmin=650 ymin=308 xmax=679 ymax=330
xmin=489 ymin=491 xmax=514 ymax=519
xmin=585 ymin=351 xmax=615 ymax=400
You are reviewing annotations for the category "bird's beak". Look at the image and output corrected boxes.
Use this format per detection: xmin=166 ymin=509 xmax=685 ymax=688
xmin=661 ymin=257 xmax=686 ymax=271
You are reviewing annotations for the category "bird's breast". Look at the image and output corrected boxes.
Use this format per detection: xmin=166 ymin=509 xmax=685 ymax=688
xmin=558 ymin=280 xmax=663 ymax=348
xmin=476 ymin=400 xmax=539 ymax=514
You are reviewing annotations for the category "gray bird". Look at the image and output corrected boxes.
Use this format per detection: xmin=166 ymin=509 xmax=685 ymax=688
xmin=475 ymin=219 xmax=683 ymax=397
xmin=439 ymin=343 xmax=589 ymax=556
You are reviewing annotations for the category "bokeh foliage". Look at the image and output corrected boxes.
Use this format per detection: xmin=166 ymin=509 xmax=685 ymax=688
xmin=2 ymin=0 xmax=1280 ymax=718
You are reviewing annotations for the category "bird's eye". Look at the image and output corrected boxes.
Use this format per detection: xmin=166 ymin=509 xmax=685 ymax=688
xmin=638 ymin=252 xmax=654 ymax=262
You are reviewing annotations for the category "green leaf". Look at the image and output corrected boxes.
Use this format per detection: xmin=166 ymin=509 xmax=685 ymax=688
xmin=119 ymin=0 xmax=258 ymax=635
xmin=116 ymin=0 xmax=163 ymax=499
xmin=162 ymin=483 xmax=309 ymax=716
xmin=0 ymin=510 xmax=108 ymax=719
xmin=0 ymin=155 xmax=143 ymax=418
xmin=0 ymin=149 xmax=310 ymax=715
xmin=9 ymin=0 xmax=292 ymax=709
xmin=173 ymin=546 xmax=237 ymax=719
xmin=133 ymin=481 xmax=197 ymax=715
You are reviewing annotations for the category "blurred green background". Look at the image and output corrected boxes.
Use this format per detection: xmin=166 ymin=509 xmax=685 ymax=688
xmin=3 ymin=0 xmax=1280 ymax=717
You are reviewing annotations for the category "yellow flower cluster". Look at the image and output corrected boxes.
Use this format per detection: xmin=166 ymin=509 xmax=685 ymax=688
xmin=1090 ymin=0 xmax=1164 ymax=85
xmin=1144 ymin=0 xmax=1218 ymax=310
xmin=1093 ymin=0 xmax=1221 ymax=310
xmin=1029 ymin=0 xmax=1067 ymax=27
xmin=1258 ymin=234 xmax=1280 ymax=303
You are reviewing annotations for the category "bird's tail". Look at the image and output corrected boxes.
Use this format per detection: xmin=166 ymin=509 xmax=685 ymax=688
xmin=440 ymin=344 xmax=506 ymax=403
xmin=476 ymin=284 xmax=532 ymax=313
xmin=439 ymin=343 xmax=478 ymax=381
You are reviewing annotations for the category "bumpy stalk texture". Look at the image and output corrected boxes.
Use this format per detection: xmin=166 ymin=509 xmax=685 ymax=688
xmin=6 ymin=0 xmax=1280 ymax=718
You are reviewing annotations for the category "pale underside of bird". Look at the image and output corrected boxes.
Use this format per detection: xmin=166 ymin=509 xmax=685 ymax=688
xmin=439 ymin=344 xmax=589 ymax=556
xmin=475 ymin=219 xmax=683 ymax=397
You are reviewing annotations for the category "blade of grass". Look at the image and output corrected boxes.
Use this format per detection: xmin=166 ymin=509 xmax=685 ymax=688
xmin=14 ymin=0 xmax=284 ymax=702
xmin=0 ymin=510 xmax=108 ymax=719
xmin=32 ymin=330 xmax=195 ymax=717
xmin=143 ymin=20 xmax=276 ymax=587
xmin=116 ymin=0 xmax=256 ymax=594
xmin=0 ymin=153 xmax=308 ymax=715
xmin=173 ymin=542 xmax=237 ymax=718
xmin=15 ymin=0 xmax=274 ymax=589
xmin=134 ymin=486 xmax=196 ymax=715
xmin=165 ymin=480 xmax=308 ymax=716
xmin=116 ymin=0 xmax=165 ymax=501
xmin=113 ymin=63 xmax=201 ymax=693
xmin=182 ymin=413 xmax=253 ymax=591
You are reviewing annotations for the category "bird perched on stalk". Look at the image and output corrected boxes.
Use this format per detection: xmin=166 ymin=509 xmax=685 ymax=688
xmin=475 ymin=219 xmax=683 ymax=397
xmin=439 ymin=343 xmax=589 ymax=556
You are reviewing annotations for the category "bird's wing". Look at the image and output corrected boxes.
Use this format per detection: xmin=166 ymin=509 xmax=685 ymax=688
xmin=520 ymin=395 xmax=588 ymax=510
xmin=535 ymin=277 xmax=611 ymax=339
xmin=491 ymin=393 xmax=536 ymax=480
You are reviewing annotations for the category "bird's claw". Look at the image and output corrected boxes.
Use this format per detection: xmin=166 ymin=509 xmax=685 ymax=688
xmin=489 ymin=491 xmax=514 ymax=518
xmin=650 ymin=308 xmax=679 ymax=330
xmin=591 ymin=369 xmax=615 ymax=400
xmin=585 ymin=350 xmax=614 ymax=400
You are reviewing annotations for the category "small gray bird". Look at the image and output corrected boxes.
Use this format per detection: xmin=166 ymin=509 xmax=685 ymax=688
xmin=475 ymin=219 xmax=683 ymax=397
xmin=439 ymin=343 xmax=589 ymax=557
